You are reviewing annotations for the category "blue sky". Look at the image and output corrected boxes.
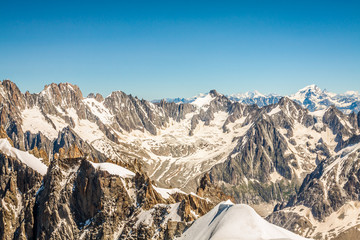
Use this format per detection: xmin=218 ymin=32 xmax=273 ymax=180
xmin=1 ymin=1 xmax=359 ymax=100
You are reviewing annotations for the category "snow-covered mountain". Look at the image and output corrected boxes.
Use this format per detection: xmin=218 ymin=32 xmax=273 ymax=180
xmin=1 ymin=79 xmax=360 ymax=239
xmin=0 ymin=80 xmax=358 ymax=204
xmin=290 ymin=84 xmax=360 ymax=113
xmin=179 ymin=200 xmax=308 ymax=240
xmin=157 ymin=85 xmax=360 ymax=113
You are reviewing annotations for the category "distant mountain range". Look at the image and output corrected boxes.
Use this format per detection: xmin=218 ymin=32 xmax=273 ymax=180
xmin=154 ymin=84 xmax=360 ymax=113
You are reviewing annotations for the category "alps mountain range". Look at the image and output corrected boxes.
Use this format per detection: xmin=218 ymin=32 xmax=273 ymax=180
xmin=1 ymin=79 xmax=360 ymax=239
xmin=157 ymin=84 xmax=360 ymax=113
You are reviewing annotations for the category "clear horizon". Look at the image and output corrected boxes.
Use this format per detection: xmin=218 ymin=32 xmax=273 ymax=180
xmin=1 ymin=1 xmax=359 ymax=100
xmin=2 ymin=79 xmax=358 ymax=101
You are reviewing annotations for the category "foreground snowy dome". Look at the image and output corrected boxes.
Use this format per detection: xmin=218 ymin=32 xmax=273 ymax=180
xmin=179 ymin=200 xmax=308 ymax=240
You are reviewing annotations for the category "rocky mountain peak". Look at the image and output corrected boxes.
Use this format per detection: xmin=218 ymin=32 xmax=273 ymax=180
xmin=325 ymin=105 xmax=342 ymax=115
xmin=278 ymin=96 xmax=292 ymax=105
xmin=297 ymin=84 xmax=322 ymax=94
xmin=87 ymin=93 xmax=104 ymax=102
xmin=43 ymin=82 xmax=82 ymax=95
xmin=276 ymin=96 xmax=304 ymax=114
xmin=87 ymin=93 xmax=96 ymax=98
xmin=1 ymin=79 xmax=22 ymax=93
xmin=95 ymin=93 xmax=104 ymax=102
xmin=209 ymin=89 xmax=221 ymax=98
xmin=0 ymin=79 xmax=26 ymax=109
xmin=40 ymin=82 xmax=83 ymax=107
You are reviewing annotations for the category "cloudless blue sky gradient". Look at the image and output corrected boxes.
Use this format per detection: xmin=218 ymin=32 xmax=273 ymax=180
xmin=1 ymin=0 xmax=359 ymax=99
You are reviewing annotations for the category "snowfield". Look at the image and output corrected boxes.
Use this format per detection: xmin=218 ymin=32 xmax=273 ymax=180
xmin=179 ymin=200 xmax=309 ymax=240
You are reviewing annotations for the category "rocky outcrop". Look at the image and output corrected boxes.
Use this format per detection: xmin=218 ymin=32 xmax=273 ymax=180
xmin=33 ymin=158 xmax=137 ymax=239
xmin=196 ymin=173 xmax=234 ymax=203
xmin=0 ymin=81 xmax=26 ymax=150
xmin=134 ymin=172 xmax=167 ymax=209
xmin=87 ymin=93 xmax=104 ymax=102
xmin=266 ymin=210 xmax=314 ymax=237
xmin=0 ymin=151 xmax=43 ymax=239
xmin=164 ymin=221 xmax=191 ymax=240
xmin=53 ymin=127 xmax=106 ymax=162
xmin=24 ymin=131 xmax=52 ymax=165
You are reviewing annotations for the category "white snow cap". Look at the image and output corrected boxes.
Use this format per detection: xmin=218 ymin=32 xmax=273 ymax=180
xmin=179 ymin=201 xmax=309 ymax=240
xmin=344 ymin=90 xmax=359 ymax=96
xmin=191 ymin=93 xmax=215 ymax=108
xmin=298 ymin=84 xmax=321 ymax=92
xmin=0 ymin=138 xmax=48 ymax=175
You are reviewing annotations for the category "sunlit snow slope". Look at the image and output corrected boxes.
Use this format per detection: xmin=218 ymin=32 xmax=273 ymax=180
xmin=179 ymin=200 xmax=309 ymax=240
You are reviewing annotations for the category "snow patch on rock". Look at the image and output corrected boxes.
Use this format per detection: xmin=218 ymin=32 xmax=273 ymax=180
xmin=89 ymin=161 xmax=135 ymax=178
xmin=0 ymin=138 xmax=48 ymax=175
